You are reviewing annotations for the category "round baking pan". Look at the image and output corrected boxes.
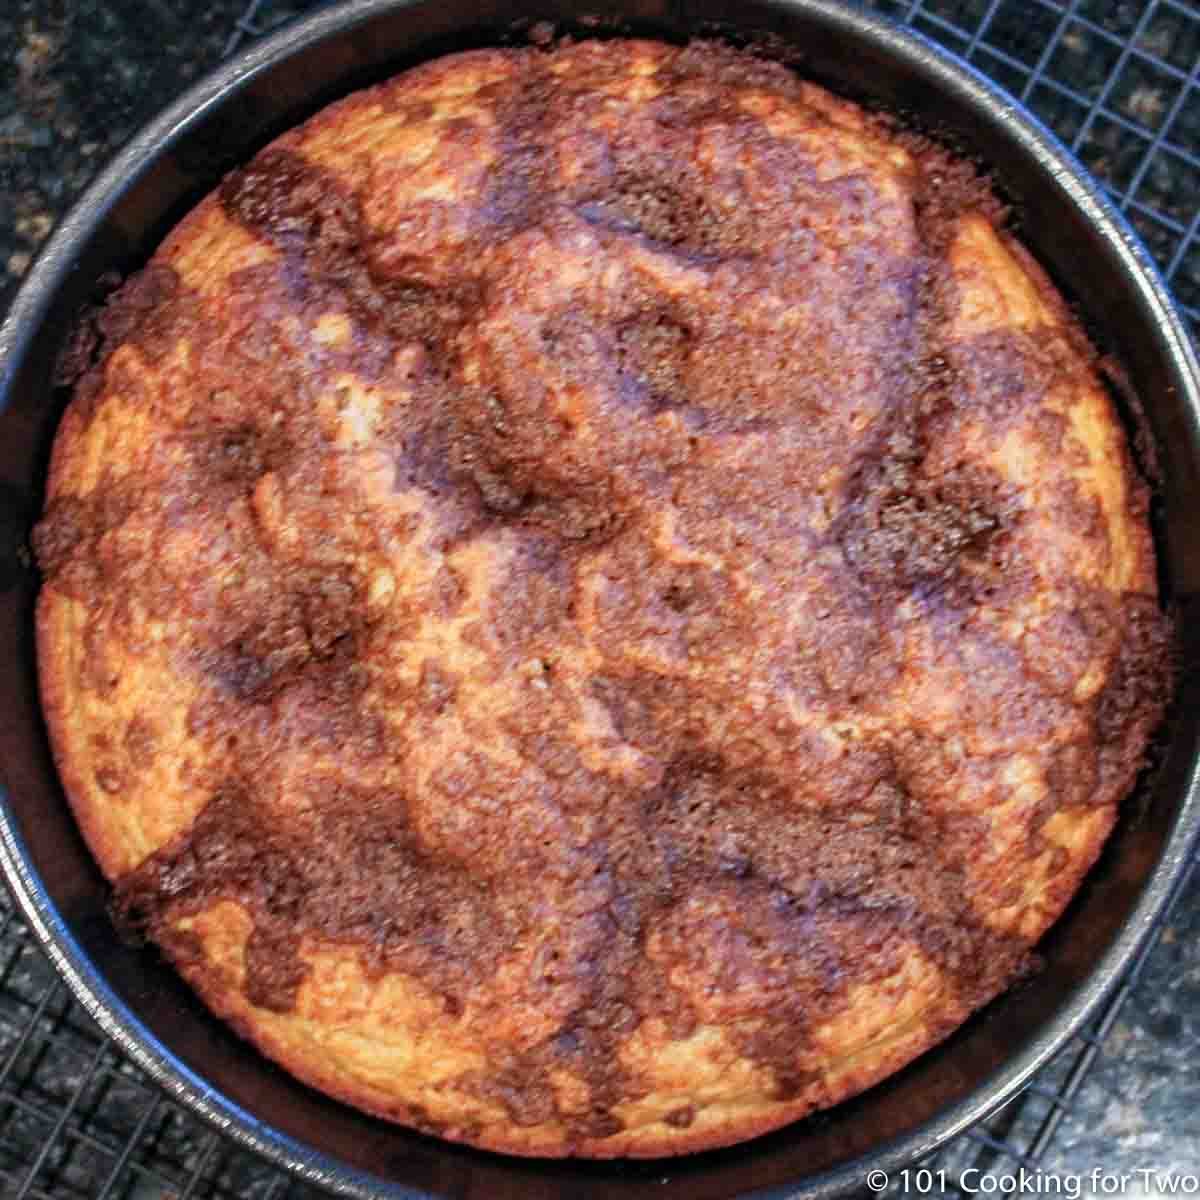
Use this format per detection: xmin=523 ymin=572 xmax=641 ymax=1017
xmin=2 ymin=2 xmax=1199 ymax=1197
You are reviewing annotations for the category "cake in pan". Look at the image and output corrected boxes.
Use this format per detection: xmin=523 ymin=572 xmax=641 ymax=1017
xmin=34 ymin=38 xmax=1170 ymax=1157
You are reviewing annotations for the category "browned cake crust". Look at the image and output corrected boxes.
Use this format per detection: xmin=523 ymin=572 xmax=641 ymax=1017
xmin=34 ymin=39 xmax=1170 ymax=1157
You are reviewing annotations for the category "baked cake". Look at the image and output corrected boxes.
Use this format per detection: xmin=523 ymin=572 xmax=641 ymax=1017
xmin=34 ymin=39 xmax=1170 ymax=1157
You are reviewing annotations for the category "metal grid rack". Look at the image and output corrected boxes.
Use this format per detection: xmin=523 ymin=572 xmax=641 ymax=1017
xmin=1 ymin=1 xmax=1198 ymax=1196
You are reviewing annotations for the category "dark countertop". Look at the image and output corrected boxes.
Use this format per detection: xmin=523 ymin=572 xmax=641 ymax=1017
xmin=1041 ymin=875 xmax=1200 ymax=1180
xmin=1 ymin=1 xmax=241 ymax=310
xmin=2 ymin=1 xmax=1198 ymax=1194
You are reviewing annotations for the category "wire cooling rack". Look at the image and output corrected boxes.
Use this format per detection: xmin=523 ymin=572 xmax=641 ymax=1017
xmin=1 ymin=1 xmax=1198 ymax=1197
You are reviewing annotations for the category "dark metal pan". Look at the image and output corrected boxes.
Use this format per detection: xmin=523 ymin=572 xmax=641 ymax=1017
xmin=1 ymin=2 xmax=1198 ymax=1196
